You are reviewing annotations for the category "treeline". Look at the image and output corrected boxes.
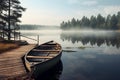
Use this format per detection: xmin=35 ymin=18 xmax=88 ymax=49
xmin=20 ymin=25 xmax=41 ymax=30
xmin=20 ymin=24 xmax=60 ymax=30
xmin=60 ymin=12 xmax=120 ymax=30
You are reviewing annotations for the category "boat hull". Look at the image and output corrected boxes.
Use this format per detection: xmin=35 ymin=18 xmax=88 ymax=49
xmin=32 ymin=52 xmax=62 ymax=79
xmin=24 ymin=41 xmax=62 ymax=79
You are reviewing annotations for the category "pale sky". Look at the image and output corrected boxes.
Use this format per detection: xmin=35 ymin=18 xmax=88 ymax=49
xmin=19 ymin=0 xmax=120 ymax=26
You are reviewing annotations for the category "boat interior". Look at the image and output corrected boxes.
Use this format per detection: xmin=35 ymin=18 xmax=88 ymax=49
xmin=26 ymin=41 xmax=61 ymax=62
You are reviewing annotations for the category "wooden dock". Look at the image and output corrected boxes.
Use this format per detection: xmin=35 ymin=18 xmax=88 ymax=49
xmin=0 ymin=44 xmax=36 ymax=79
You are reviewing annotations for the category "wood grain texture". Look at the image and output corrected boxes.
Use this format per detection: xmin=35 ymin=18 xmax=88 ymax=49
xmin=0 ymin=44 xmax=36 ymax=79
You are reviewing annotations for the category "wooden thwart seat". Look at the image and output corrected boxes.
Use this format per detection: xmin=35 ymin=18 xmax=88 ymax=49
xmin=32 ymin=49 xmax=60 ymax=52
xmin=27 ymin=56 xmax=53 ymax=59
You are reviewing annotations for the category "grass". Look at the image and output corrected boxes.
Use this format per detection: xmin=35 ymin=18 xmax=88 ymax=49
xmin=0 ymin=43 xmax=19 ymax=53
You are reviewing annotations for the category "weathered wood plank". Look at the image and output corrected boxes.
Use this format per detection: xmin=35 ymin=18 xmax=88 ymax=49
xmin=0 ymin=65 xmax=24 ymax=71
xmin=0 ymin=44 xmax=36 ymax=79
xmin=0 ymin=61 xmax=22 ymax=66
xmin=0 ymin=57 xmax=21 ymax=61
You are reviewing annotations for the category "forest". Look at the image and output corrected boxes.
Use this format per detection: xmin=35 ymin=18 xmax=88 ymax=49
xmin=20 ymin=25 xmax=41 ymax=30
xmin=60 ymin=12 xmax=120 ymax=30
xmin=0 ymin=0 xmax=25 ymax=40
xmin=20 ymin=24 xmax=60 ymax=30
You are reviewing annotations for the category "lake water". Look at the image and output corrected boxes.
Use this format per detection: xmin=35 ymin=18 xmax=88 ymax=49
xmin=21 ymin=29 xmax=120 ymax=80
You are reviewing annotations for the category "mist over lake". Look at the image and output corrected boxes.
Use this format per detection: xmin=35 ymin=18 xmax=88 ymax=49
xmin=1 ymin=0 xmax=120 ymax=79
xmin=20 ymin=26 xmax=120 ymax=80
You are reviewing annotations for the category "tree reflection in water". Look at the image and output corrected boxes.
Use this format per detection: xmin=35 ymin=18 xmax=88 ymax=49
xmin=60 ymin=31 xmax=120 ymax=48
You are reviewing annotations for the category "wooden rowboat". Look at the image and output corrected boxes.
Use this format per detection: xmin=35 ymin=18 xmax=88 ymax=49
xmin=24 ymin=41 xmax=62 ymax=78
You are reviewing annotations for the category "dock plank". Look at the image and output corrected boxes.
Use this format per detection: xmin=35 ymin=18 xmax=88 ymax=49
xmin=0 ymin=44 xmax=36 ymax=79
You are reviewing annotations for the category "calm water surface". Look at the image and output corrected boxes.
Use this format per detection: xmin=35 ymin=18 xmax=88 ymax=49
xmin=21 ymin=29 xmax=120 ymax=80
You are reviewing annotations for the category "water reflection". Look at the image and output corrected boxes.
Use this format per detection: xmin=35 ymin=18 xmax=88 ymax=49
xmin=60 ymin=31 xmax=120 ymax=48
xmin=61 ymin=48 xmax=120 ymax=80
xmin=35 ymin=60 xmax=63 ymax=80
xmin=21 ymin=30 xmax=120 ymax=80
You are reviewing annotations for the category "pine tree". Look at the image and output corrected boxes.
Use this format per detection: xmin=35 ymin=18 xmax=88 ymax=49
xmin=117 ymin=12 xmax=120 ymax=29
xmin=0 ymin=0 xmax=25 ymax=40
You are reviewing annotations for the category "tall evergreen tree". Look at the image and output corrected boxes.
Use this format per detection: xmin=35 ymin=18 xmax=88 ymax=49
xmin=117 ymin=12 xmax=120 ymax=29
xmin=90 ymin=16 xmax=97 ymax=28
xmin=96 ymin=14 xmax=105 ymax=29
xmin=105 ymin=14 xmax=111 ymax=29
xmin=60 ymin=11 xmax=120 ymax=30
xmin=110 ymin=14 xmax=118 ymax=30
xmin=71 ymin=18 xmax=76 ymax=27
xmin=81 ymin=16 xmax=90 ymax=27
xmin=0 ymin=0 xmax=25 ymax=40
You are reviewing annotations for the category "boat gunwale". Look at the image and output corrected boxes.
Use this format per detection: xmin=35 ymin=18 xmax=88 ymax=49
xmin=24 ymin=41 xmax=62 ymax=71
